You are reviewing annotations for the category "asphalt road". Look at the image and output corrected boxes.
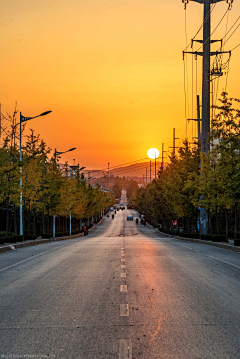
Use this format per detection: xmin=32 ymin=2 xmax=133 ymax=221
xmin=1 ymin=196 xmax=240 ymax=358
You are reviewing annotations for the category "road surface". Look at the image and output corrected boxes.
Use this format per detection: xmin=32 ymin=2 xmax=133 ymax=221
xmin=1 ymin=195 xmax=240 ymax=358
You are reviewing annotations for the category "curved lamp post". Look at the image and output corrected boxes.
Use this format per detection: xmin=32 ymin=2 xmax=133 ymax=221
xmin=52 ymin=147 xmax=76 ymax=238
xmin=19 ymin=111 xmax=52 ymax=236
xmin=69 ymin=164 xmax=86 ymax=235
xmin=54 ymin=147 xmax=76 ymax=158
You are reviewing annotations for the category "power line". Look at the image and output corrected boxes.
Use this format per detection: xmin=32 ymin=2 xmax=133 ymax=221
xmin=91 ymin=157 xmax=149 ymax=173
xmin=216 ymin=15 xmax=240 ymax=50
xmin=196 ymin=7 xmax=230 ymax=52
xmin=231 ymin=42 xmax=240 ymax=51
xmin=221 ymin=21 xmax=240 ymax=48
xmin=183 ymin=3 xmax=216 ymax=52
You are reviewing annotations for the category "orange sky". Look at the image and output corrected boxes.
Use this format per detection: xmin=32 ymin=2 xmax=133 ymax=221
xmin=1 ymin=0 xmax=240 ymax=171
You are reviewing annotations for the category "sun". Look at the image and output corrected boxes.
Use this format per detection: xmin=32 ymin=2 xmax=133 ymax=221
xmin=147 ymin=148 xmax=159 ymax=160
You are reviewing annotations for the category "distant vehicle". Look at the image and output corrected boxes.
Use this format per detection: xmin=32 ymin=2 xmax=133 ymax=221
xmin=110 ymin=207 xmax=114 ymax=211
xmin=117 ymin=208 xmax=120 ymax=211
xmin=120 ymin=203 xmax=123 ymax=205
xmin=127 ymin=215 xmax=133 ymax=221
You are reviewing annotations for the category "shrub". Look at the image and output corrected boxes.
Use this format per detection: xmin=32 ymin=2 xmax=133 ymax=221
xmin=16 ymin=235 xmax=24 ymax=242
xmin=201 ymin=234 xmax=212 ymax=241
xmin=56 ymin=232 xmax=64 ymax=237
xmin=5 ymin=236 xmax=17 ymax=243
xmin=42 ymin=233 xmax=52 ymax=239
xmin=212 ymin=234 xmax=226 ymax=242
xmin=25 ymin=234 xmax=36 ymax=241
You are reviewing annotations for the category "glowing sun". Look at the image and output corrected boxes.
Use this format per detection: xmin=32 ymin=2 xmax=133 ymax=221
xmin=147 ymin=148 xmax=159 ymax=159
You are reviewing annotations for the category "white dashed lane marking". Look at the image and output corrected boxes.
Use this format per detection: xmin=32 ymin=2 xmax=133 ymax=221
xmin=121 ymin=265 xmax=126 ymax=269
xmin=120 ymin=285 xmax=128 ymax=292
xmin=121 ymin=273 xmax=126 ymax=277
xmin=120 ymin=304 xmax=129 ymax=316
xmin=119 ymin=339 xmax=132 ymax=359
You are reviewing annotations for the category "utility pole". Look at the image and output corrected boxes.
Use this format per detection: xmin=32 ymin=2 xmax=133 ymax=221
xmin=188 ymin=95 xmax=202 ymax=143
xmin=0 ymin=103 xmax=1 ymax=137
xmin=150 ymin=160 xmax=151 ymax=183
xmin=161 ymin=143 xmax=166 ymax=171
xmin=169 ymin=128 xmax=179 ymax=156
xmin=183 ymin=0 xmax=232 ymax=234
xmin=155 ymin=154 xmax=157 ymax=179
xmin=142 ymin=174 xmax=144 ymax=188
xmin=161 ymin=143 xmax=168 ymax=170
xmin=197 ymin=95 xmax=201 ymax=142
xmin=183 ymin=0 xmax=231 ymax=153
xmin=146 ymin=167 xmax=148 ymax=186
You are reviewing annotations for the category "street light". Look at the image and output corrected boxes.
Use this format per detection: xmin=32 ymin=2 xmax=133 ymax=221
xmin=54 ymin=147 xmax=76 ymax=157
xmin=19 ymin=110 xmax=52 ymax=236
xmin=52 ymin=147 xmax=76 ymax=238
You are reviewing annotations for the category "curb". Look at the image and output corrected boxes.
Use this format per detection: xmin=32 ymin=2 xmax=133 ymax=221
xmin=0 ymin=239 xmax=51 ymax=254
xmin=156 ymin=229 xmax=240 ymax=253
xmin=97 ymin=217 xmax=105 ymax=225
xmin=0 ymin=226 xmax=96 ymax=254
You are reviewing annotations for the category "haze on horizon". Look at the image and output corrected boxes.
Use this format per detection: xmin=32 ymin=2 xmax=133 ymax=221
xmin=1 ymin=0 xmax=240 ymax=170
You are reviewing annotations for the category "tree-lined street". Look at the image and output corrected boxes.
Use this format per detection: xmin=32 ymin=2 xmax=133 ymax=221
xmin=1 ymin=192 xmax=240 ymax=358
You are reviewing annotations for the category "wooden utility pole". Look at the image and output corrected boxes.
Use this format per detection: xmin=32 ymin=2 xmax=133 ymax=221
xmin=146 ymin=167 xmax=148 ymax=186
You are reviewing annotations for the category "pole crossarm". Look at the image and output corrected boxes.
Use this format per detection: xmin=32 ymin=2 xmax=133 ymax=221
xmin=192 ymin=39 xmax=222 ymax=45
xmin=183 ymin=50 xmax=231 ymax=59
xmin=183 ymin=0 xmax=233 ymax=9
xmin=189 ymin=0 xmax=228 ymax=3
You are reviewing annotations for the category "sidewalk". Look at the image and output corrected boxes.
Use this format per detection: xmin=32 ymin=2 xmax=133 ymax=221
xmin=0 ymin=225 xmax=97 ymax=254
xmin=147 ymin=223 xmax=240 ymax=253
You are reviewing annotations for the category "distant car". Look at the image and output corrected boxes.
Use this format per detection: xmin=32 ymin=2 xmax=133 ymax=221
xmin=120 ymin=203 xmax=123 ymax=205
xmin=127 ymin=215 xmax=133 ymax=221
xmin=110 ymin=207 xmax=114 ymax=211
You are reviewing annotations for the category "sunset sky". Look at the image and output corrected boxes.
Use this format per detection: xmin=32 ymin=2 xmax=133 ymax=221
xmin=1 ymin=0 xmax=240 ymax=171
